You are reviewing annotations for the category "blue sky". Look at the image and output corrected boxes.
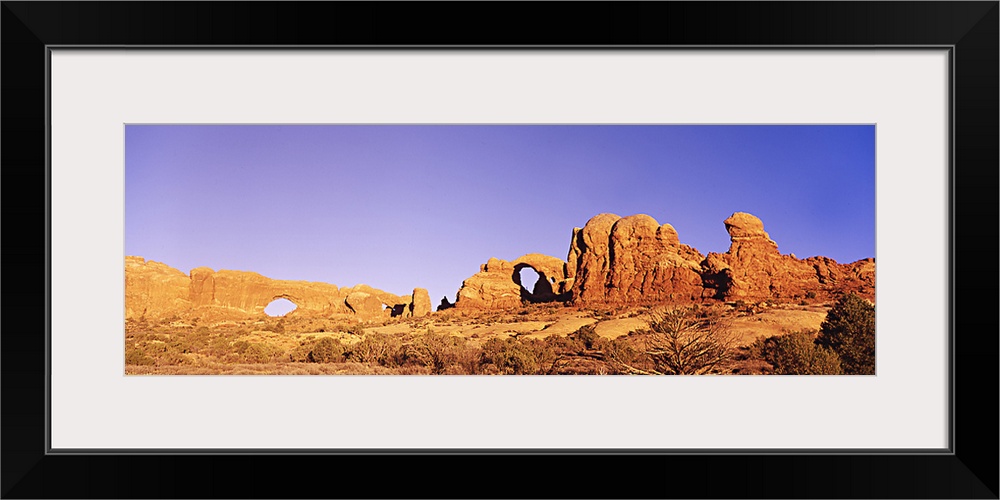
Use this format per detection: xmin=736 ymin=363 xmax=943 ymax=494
xmin=125 ymin=125 xmax=875 ymax=307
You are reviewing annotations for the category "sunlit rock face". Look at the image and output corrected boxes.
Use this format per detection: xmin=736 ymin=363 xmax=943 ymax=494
xmin=125 ymin=256 xmax=193 ymax=320
xmin=125 ymin=257 xmax=420 ymax=322
xmin=568 ymin=212 xmax=875 ymax=304
xmin=453 ymin=211 xmax=874 ymax=310
xmin=698 ymin=212 xmax=873 ymax=302
xmin=454 ymin=254 xmax=573 ymax=310
xmin=127 ymin=212 xmax=875 ymax=321
xmin=567 ymin=213 xmax=708 ymax=304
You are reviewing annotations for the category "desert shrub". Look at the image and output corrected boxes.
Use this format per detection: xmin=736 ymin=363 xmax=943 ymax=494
xmin=805 ymin=291 xmax=817 ymax=299
xmin=816 ymin=293 xmax=875 ymax=375
xmin=309 ymin=337 xmax=346 ymax=363
xmin=545 ymin=334 xmax=586 ymax=355
xmin=602 ymin=337 xmax=649 ymax=374
xmin=288 ymin=343 xmax=313 ymax=363
xmin=125 ymin=318 xmax=148 ymax=333
xmin=750 ymin=331 xmax=842 ymax=375
xmin=242 ymin=342 xmax=283 ymax=364
xmin=591 ymin=336 xmax=612 ymax=351
xmin=397 ymin=341 xmax=433 ymax=368
xmin=231 ymin=340 xmax=251 ymax=354
xmin=606 ymin=307 xmax=738 ymax=375
xmin=397 ymin=334 xmax=472 ymax=374
xmin=141 ymin=341 xmax=192 ymax=366
xmin=125 ymin=347 xmax=155 ymax=366
xmin=347 ymin=334 xmax=403 ymax=367
xmin=181 ymin=327 xmax=214 ymax=352
xmin=158 ymin=350 xmax=191 ymax=366
xmin=343 ymin=324 xmax=365 ymax=336
xmin=478 ymin=337 xmax=555 ymax=375
xmin=207 ymin=336 xmax=235 ymax=357
xmin=571 ymin=324 xmax=600 ymax=349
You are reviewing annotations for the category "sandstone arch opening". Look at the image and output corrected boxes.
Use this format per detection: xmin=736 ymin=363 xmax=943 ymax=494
xmin=264 ymin=298 xmax=297 ymax=317
xmin=513 ymin=264 xmax=556 ymax=303
xmin=518 ymin=267 xmax=540 ymax=294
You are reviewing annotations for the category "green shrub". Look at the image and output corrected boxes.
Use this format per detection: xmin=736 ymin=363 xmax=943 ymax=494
xmin=125 ymin=347 xmax=155 ymax=366
xmin=288 ymin=343 xmax=313 ymax=363
xmin=241 ymin=342 xmax=283 ymax=363
xmin=478 ymin=337 xmax=554 ymax=375
xmin=158 ymin=350 xmax=191 ymax=366
xmin=572 ymin=324 xmax=600 ymax=349
xmin=816 ymin=293 xmax=875 ymax=375
xmin=347 ymin=334 xmax=403 ymax=366
xmin=232 ymin=340 xmax=251 ymax=354
xmin=602 ymin=337 xmax=650 ymax=374
xmin=207 ymin=336 xmax=234 ymax=356
xmin=751 ymin=331 xmax=842 ymax=375
xmin=309 ymin=337 xmax=346 ymax=363
xmin=545 ymin=334 xmax=586 ymax=355
xmin=397 ymin=334 xmax=471 ymax=374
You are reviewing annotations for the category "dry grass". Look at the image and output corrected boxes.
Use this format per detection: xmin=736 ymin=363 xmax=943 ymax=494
xmin=726 ymin=306 xmax=830 ymax=345
xmin=592 ymin=317 xmax=650 ymax=339
xmin=125 ymin=302 xmax=835 ymax=375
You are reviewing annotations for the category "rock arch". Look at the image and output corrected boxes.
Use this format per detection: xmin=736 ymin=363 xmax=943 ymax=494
xmin=513 ymin=263 xmax=554 ymax=302
xmin=454 ymin=254 xmax=572 ymax=309
xmin=125 ymin=257 xmax=430 ymax=322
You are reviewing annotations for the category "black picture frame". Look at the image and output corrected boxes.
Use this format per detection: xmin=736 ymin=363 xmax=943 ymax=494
xmin=2 ymin=2 xmax=996 ymax=498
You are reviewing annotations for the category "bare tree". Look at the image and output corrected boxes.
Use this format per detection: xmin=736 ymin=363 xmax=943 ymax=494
xmin=607 ymin=306 xmax=739 ymax=375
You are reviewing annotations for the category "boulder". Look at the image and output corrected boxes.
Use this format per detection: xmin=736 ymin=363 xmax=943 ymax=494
xmin=410 ymin=288 xmax=432 ymax=317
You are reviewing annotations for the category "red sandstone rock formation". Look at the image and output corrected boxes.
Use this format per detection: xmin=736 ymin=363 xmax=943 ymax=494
xmin=410 ymin=288 xmax=432 ymax=317
xmin=454 ymin=211 xmax=874 ymax=310
xmin=568 ymin=213 xmax=708 ymax=304
xmin=454 ymin=254 xmax=573 ymax=310
xmin=805 ymin=256 xmax=876 ymax=301
xmin=455 ymin=258 xmax=524 ymax=310
xmin=125 ymin=256 xmax=193 ymax=320
xmin=125 ymin=257 xmax=428 ymax=322
xmin=701 ymin=212 xmax=875 ymax=302
xmin=566 ymin=213 xmax=619 ymax=303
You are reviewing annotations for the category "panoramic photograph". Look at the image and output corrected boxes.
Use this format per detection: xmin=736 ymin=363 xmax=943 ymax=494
xmin=125 ymin=125 xmax=875 ymax=375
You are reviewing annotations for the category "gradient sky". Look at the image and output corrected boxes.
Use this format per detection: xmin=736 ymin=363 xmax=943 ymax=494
xmin=125 ymin=125 xmax=875 ymax=307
